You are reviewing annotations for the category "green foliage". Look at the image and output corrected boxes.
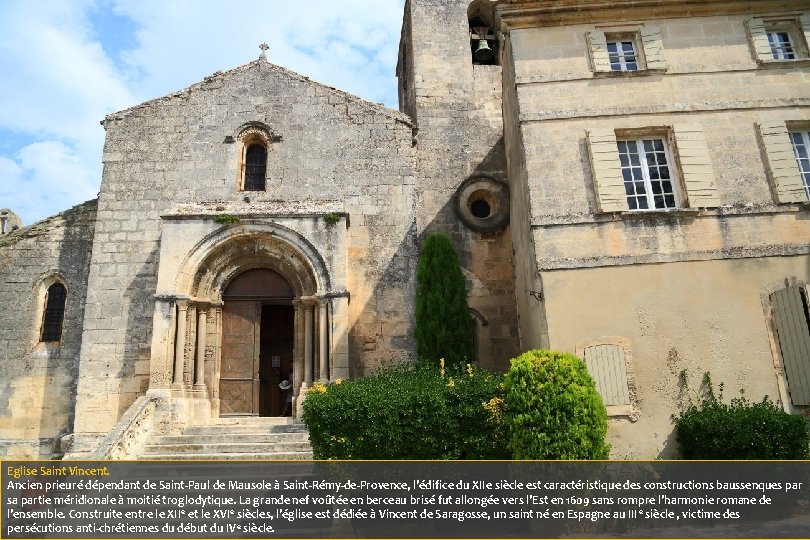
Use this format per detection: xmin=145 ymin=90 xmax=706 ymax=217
xmin=323 ymin=212 xmax=342 ymax=226
xmin=503 ymin=349 xmax=610 ymax=460
xmin=414 ymin=232 xmax=473 ymax=368
xmin=302 ymin=361 xmax=509 ymax=460
xmin=213 ymin=214 xmax=240 ymax=224
xmin=673 ymin=373 xmax=809 ymax=459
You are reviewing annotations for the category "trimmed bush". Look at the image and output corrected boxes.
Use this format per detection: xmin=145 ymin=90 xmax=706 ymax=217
xmin=503 ymin=349 xmax=610 ymax=460
xmin=302 ymin=361 xmax=509 ymax=460
xmin=673 ymin=375 xmax=809 ymax=459
xmin=414 ymin=232 xmax=474 ymax=368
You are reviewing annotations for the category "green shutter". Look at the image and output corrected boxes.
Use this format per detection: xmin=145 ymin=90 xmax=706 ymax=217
xmin=672 ymin=124 xmax=721 ymax=208
xmin=583 ymin=344 xmax=630 ymax=406
xmin=587 ymin=128 xmax=628 ymax=212
xmin=758 ymin=122 xmax=808 ymax=203
xmin=771 ymin=286 xmax=810 ymax=406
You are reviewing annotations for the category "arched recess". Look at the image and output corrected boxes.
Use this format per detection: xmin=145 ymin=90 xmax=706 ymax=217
xmin=158 ymin=222 xmax=335 ymax=419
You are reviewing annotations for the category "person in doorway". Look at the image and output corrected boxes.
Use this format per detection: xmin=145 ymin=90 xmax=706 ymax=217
xmin=279 ymin=373 xmax=293 ymax=416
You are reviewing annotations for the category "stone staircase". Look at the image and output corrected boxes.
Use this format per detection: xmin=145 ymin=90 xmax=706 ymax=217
xmin=139 ymin=417 xmax=313 ymax=460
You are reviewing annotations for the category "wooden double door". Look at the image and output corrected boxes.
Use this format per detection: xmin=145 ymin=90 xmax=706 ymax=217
xmin=220 ymin=301 xmax=294 ymax=416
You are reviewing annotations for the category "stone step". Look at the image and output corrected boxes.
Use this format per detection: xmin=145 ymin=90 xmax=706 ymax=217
xmin=142 ymin=441 xmax=313 ymax=454
xmin=137 ymin=419 xmax=312 ymax=461
xmin=151 ymin=432 xmax=310 ymax=445
xmin=139 ymin=451 xmax=313 ymax=461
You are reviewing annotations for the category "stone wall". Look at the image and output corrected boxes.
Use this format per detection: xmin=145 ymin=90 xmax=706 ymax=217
xmin=492 ymin=0 xmax=810 ymax=456
xmin=400 ymin=0 xmax=521 ymax=370
xmin=0 ymin=200 xmax=97 ymax=458
xmin=72 ymin=60 xmax=417 ymax=444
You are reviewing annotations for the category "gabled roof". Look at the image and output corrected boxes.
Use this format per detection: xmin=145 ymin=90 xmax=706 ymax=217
xmin=101 ymin=58 xmax=412 ymax=128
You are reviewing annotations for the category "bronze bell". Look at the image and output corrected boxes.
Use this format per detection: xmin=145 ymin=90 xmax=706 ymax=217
xmin=474 ymin=38 xmax=495 ymax=62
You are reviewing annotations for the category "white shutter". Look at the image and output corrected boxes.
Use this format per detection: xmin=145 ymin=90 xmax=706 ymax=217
xmin=771 ymin=286 xmax=810 ymax=406
xmin=587 ymin=128 xmax=628 ymax=212
xmin=801 ymin=14 xmax=810 ymax=51
xmin=758 ymin=122 xmax=808 ymax=203
xmin=587 ymin=31 xmax=611 ymax=73
xmin=672 ymin=124 xmax=720 ymax=208
xmin=746 ymin=18 xmax=773 ymax=62
xmin=640 ymin=26 xmax=667 ymax=70
xmin=583 ymin=344 xmax=630 ymax=406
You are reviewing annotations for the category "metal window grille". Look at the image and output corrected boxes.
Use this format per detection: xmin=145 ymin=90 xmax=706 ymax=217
xmin=41 ymin=283 xmax=66 ymax=342
xmin=789 ymin=131 xmax=810 ymax=198
xmin=244 ymin=144 xmax=267 ymax=191
xmin=617 ymin=138 xmax=677 ymax=210
xmin=767 ymin=31 xmax=796 ymax=60
xmin=607 ymin=41 xmax=638 ymax=71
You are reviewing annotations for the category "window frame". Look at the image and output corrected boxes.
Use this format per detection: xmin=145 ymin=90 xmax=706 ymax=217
xmin=616 ymin=136 xmax=680 ymax=211
xmin=235 ymin=125 xmax=273 ymax=192
xmin=767 ymin=29 xmax=797 ymax=60
xmin=789 ymin=129 xmax=810 ymax=199
xmin=40 ymin=281 xmax=67 ymax=343
xmin=606 ymin=35 xmax=640 ymax=72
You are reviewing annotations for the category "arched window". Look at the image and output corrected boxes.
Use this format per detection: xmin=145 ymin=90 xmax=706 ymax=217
xmin=41 ymin=283 xmax=67 ymax=342
xmin=243 ymin=143 xmax=267 ymax=191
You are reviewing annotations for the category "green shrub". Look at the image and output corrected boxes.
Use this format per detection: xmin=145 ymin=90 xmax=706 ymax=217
xmin=673 ymin=374 xmax=809 ymax=459
xmin=503 ymin=349 xmax=610 ymax=460
xmin=414 ymin=232 xmax=474 ymax=368
xmin=302 ymin=361 xmax=509 ymax=460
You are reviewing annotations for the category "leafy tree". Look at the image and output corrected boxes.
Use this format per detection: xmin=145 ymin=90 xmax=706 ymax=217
xmin=414 ymin=232 xmax=473 ymax=367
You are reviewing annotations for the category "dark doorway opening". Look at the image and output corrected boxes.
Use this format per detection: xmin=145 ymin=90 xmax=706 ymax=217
xmin=259 ymin=304 xmax=294 ymax=416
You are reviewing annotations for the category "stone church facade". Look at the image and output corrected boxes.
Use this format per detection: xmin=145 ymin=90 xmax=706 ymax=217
xmin=1 ymin=0 xmax=808 ymax=459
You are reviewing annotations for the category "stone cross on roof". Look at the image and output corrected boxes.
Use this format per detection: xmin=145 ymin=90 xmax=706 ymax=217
xmin=259 ymin=42 xmax=269 ymax=61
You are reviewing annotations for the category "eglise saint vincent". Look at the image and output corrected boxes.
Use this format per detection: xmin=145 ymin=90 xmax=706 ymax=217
xmin=1 ymin=0 xmax=808 ymax=460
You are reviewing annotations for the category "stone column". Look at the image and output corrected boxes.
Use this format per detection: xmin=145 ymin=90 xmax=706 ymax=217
xmin=318 ymin=299 xmax=329 ymax=382
xmin=303 ymin=299 xmax=315 ymax=386
xmin=194 ymin=304 xmax=208 ymax=391
xmin=173 ymin=300 xmax=189 ymax=389
xmin=292 ymin=300 xmax=304 ymax=390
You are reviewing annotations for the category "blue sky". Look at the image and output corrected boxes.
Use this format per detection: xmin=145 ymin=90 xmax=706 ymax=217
xmin=0 ymin=0 xmax=405 ymax=225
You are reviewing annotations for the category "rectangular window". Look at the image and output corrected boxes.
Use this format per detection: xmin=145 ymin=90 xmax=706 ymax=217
xmin=587 ymin=26 xmax=667 ymax=75
xmin=789 ymin=130 xmax=810 ymax=199
xmin=607 ymin=40 xmax=638 ymax=71
xmin=617 ymin=138 xmax=677 ymax=210
xmin=767 ymin=31 xmax=796 ymax=59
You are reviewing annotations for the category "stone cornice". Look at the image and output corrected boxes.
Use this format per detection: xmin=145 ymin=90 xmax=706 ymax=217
xmin=489 ymin=0 xmax=809 ymax=30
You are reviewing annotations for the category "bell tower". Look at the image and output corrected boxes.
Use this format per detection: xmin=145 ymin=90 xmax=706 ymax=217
xmin=397 ymin=0 xmax=521 ymax=369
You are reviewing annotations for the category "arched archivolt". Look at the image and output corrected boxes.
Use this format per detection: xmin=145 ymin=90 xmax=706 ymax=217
xmin=175 ymin=221 xmax=331 ymax=302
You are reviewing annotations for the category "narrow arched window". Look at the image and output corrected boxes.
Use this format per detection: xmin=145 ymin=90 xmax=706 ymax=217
xmin=244 ymin=143 xmax=267 ymax=191
xmin=41 ymin=283 xmax=67 ymax=342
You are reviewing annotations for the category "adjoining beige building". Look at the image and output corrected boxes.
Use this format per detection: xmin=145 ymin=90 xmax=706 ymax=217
xmin=0 ymin=0 xmax=808 ymax=459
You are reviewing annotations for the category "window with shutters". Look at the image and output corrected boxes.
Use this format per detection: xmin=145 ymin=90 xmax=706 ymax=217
xmin=586 ymin=125 xmax=720 ymax=213
xmin=746 ymin=16 xmax=810 ymax=65
xmin=576 ymin=338 xmax=638 ymax=419
xmin=587 ymin=26 xmax=667 ymax=75
xmin=767 ymin=282 xmax=810 ymax=408
xmin=40 ymin=282 xmax=67 ymax=343
xmin=757 ymin=121 xmax=810 ymax=203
